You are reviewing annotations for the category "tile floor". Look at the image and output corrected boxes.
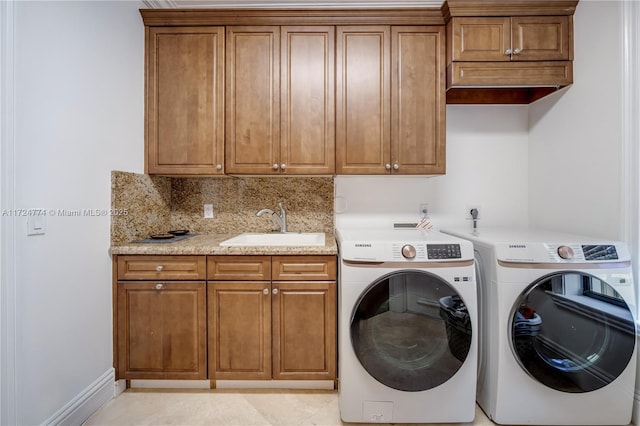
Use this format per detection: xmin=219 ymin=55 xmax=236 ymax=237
xmin=83 ymin=389 xmax=496 ymax=426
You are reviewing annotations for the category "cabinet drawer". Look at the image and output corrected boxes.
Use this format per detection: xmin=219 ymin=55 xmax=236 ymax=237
xmin=117 ymin=255 xmax=206 ymax=280
xmin=272 ymin=256 xmax=336 ymax=281
xmin=208 ymin=256 xmax=271 ymax=281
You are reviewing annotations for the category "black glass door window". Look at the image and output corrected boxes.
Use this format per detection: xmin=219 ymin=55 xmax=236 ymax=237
xmin=351 ymin=270 xmax=472 ymax=392
xmin=511 ymin=272 xmax=635 ymax=393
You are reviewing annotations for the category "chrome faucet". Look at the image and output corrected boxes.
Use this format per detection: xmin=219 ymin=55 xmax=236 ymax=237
xmin=256 ymin=202 xmax=287 ymax=233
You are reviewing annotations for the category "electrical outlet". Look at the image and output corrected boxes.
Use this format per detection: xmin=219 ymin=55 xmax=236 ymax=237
xmin=204 ymin=204 xmax=214 ymax=219
xmin=419 ymin=203 xmax=429 ymax=219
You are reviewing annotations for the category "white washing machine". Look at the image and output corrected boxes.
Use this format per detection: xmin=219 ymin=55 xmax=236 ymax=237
xmin=336 ymin=228 xmax=478 ymax=423
xmin=442 ymin=227 xmax=637 ymax=425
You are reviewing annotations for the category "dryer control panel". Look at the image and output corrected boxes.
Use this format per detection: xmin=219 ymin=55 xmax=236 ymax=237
xmin=495 ymin=242 xmax=629 ymax=263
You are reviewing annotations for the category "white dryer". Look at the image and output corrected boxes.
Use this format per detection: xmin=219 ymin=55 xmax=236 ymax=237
xmin=442 ymin=227 xmax=637 ymax=425
xmin=336 ymin=228 xmax=477 ymax=423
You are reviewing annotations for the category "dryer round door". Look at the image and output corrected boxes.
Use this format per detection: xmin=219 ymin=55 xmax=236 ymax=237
xmin=510 ymin=271 xmax=636 ymax=393
xmin=350 ymin=270 xmax=472 ymax=392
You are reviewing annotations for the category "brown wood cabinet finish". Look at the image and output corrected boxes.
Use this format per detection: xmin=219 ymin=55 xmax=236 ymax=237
xmin=117 ymin=255 xmax=206 ymax=281
xmin=272 ymin=281 xmax=336 ymax=380
xmin=336 ymin=26 xmax=391 ymax=175
xmin=280 ymin=27 xmax=335 ymax=175
xmin=208 ymin=255 xmax=337 ymax=381
xmin=391 ymin=26 xmax=446 ymax=174
xmin=208 ymin=281 xmax=272 ymax=380
xmin=336 ymin=25 xmax=445 ymax=175
xmin=208 ymin=255 xmax=271 ymax=281
xmin=117 ymin=281 xmax=207 ymax=380
xmin=272 ymin=255 xmax=337 ymax=281
xmin=145 ymin=27 xmax=224 ymax=175
xmin=225 ymin=26 xmax=334 ymax=175
xmin=451 ymin=16 xmax=571 ymax=62
xmin=225 ymin=26 xmax=280 ymax=175
xmin=142 ymin=9 xmax=448 ymax=175
xmin=443 ymin=0 xmax=578 ymax=104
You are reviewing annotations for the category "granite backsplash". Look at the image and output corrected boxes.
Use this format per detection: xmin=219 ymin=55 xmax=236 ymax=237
xmin=111 ymin=171 xmax=334 ymax=245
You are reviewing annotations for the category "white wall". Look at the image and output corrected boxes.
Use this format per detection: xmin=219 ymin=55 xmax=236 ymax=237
xmin=336 ymin=106 xmax=530 ymax=231
xmin=9 ymin=1 xmax=144 ymax=424
xmin=529 ymin=1 xmax=623 ymax=240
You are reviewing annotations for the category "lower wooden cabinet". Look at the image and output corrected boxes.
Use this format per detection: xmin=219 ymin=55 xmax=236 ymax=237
xmin=116 ymin=280 xmax=207 ymax=380
xmin=114 ymin=254 xmax=336 ymax=383
xmin=208 ymin=255 xmax=337 ymax=381
xmin=272 ymin=281 xmax=337 ymax=380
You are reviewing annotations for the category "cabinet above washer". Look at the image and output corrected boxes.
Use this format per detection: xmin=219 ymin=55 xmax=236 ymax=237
xmin=443 ymin=0 xmax=579 ymax=104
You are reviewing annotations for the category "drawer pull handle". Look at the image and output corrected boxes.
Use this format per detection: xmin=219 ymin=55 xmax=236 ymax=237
xmin=155 ymin=283 xmax=164 ymax=290
xmin=272 ymin=288 xmax=279 ymax=295
xmin=156 ymin=265 xmax=164 ymax=272
xmin=263 ymin=288 xmax=269 ymax=295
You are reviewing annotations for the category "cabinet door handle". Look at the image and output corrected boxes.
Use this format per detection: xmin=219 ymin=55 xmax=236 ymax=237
xmin=216 ymin=164 xmax=222 ymax=171
xmin=393 ymin=162 xmax=399 ymax=170
xmin=156 ymin=265 xmax=164 ymax=272
xmin=280 ymin=163 xmax=286 ymax=170
xmin=504 ymin=48 xmax=512 ymax=55
xmin=263 ymin=288 xmax=269 ymax=295
xmin=155 ymin=283 xmax=164 ymax=290
xmin=385 ymin=163 xmax=391 ymax=170
xmin=272 ymin=288 xmax=279 ymax=295
xmin=272 ymin=164 xmax=279 ymax=170
xmin=513 ymin=48 xmax=522 ymax=55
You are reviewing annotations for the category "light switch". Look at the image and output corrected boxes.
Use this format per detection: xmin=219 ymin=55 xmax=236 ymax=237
xmin=27 ymin=215 xmax=46 ymax=236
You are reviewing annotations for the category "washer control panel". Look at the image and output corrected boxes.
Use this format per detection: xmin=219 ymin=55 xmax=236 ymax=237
xmin=336 ymin=228 xmax=474 ymax=262
xmin=427 ymin=244 xmax=462 ymax=260
xmin=389 ymin=243 xmax=462 ymax=261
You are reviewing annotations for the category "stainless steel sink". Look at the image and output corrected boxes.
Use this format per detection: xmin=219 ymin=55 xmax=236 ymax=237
xmin=220 ymin=232 xmax=326 ymax=247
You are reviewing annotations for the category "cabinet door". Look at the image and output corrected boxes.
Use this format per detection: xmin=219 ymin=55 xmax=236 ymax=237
xmin=146 ymin=27 xmax=224 ymax=175
xmin=336 ymin=26 xmax=391 ymax=174
xmin=117 ymin=281 xmax=206 ymax=379
xmin=511 ymin=16 xmax=571 ymax=61
xmin=272 ymin=281 xmax=336 ymax=380
xmin=208 ymin=281 xmax=271 ymax=380
xmin=391 ymin=26 xmax=446 ymax=175
xmin=281 ymin=27 xmax=335 ymax=175
xmin=450 ymin=17 xmax=510 ymax=62
xmin=226 ymin=26 xmax=280 ymax=174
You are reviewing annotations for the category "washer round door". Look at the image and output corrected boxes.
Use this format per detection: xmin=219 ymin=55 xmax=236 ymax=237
xmin=350 ymin=270 xmax=472 ymax=392
xmin=511 ymin=271 xmax=636 ymax=393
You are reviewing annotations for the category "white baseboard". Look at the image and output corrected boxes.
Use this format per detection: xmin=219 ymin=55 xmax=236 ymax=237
xmin=43 ymin=368 xmax=115 ymax=426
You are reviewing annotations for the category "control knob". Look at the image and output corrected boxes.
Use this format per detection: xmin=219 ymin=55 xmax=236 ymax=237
xmin=557 ymin=245 xmax=575 ymax=259
xmin=401 ymin=244 xmax=416 ymax=259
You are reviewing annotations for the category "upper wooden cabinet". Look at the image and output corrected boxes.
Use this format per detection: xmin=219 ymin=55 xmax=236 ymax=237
xmin=336 ymin=25 xmax=445 ymax=175
xmin=225 ymin=26 xmax=335 ymax=175
xmin=145 ymin=27 xmax=225 ymax=175
xmin=443 ymin=0 xmax=578 ymax=104
xmin=140 ymin=8 xmax=447 ymax=175
xmin=451 ymin=16 xmax=571 ymax=62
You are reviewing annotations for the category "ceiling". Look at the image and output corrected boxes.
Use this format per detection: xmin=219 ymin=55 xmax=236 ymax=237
xmin=142 ymin=0 xmax=444 ymax=8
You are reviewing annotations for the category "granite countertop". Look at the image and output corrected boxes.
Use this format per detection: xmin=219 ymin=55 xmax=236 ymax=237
xmin=109 ymin=232 xmax=338 ymax=256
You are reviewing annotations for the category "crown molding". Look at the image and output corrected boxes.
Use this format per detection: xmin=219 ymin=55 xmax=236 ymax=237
xmin=143 ymin=0 xmax=444 ymax=8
